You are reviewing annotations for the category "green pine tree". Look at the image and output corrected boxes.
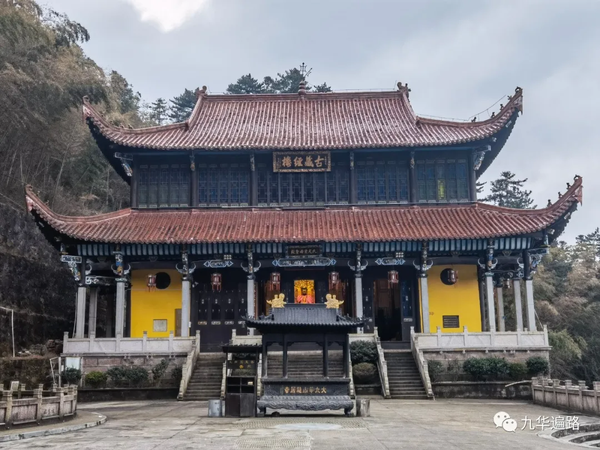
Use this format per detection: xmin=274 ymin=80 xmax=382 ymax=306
xmin=482 ymin=171 xmax=535 ymax=209
xmin=225 ymin=65 xmax=331 ymax=95
xmin=149 ymin=98 xmax=169 ymax=125
xmin=226 ymin=74 xmax=266 ymax=94
xmin=168 ymin=88 xmax=196 ymax=122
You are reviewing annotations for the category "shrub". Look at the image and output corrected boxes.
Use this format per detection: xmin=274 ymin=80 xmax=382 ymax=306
xmin=126 ymin=366 xmax=149 ymax=387
xmin=62 ymin=368 xmax=82 ymax=385
xmin=85 ymin=371 xmax=108 ymax=388
xmin=171 ymin=366 xmax=182 ymax=384
xmin=487 ymin=357 xmax=510 ymax=380
xmin=463 ymin=358 xmax=490 ymax=381
xmin=463 ymin=357 xmax=509 ymax=381
xmin=106 ymin=366 xmax=149 ymax=387
xmin=446 ymin=360 xmax=462 ymax=381
xmin=427 ymin=361 xmax=443 ymax=382
xmin=353 ymin=362 xmax=378 ymax=384
xmin=350 ymin=341 xmax=378 ymax=365
xmin=527 ymin=356 xmax=549 ymax=376
xmin=152 ymin=359 xmax=169 ymax=386
xmin=508 ymin=362 xmax=528 ymax=381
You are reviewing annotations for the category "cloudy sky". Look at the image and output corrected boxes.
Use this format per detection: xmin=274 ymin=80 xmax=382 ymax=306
xmin=44 ymin=0 xmax=599 ymax=242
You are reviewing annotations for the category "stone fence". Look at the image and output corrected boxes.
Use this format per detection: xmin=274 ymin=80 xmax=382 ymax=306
xmin=63 ymin=331 xmax=195 ymax=355
xmin=532 ymin=378 xmax=600 ymax=416
xmin=1 ymin=386 xmax=78 ymax=429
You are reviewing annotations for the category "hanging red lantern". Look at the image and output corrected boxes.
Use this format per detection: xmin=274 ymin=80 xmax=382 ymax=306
xmin=329 ymin=271 xmax=340 ymax=291
xmin=211 ymin=273 xmax=222 ymax=292
xmin=147 ymin=274 xmax=157 ymax=291
xmin=270 ymin=272 xmax=281 ymax=292
xmin=388 ymin=270 xmax=399 ymax=288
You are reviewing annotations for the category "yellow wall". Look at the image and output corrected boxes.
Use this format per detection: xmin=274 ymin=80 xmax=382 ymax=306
xmin=130 ymin=269 xmax=183 ymax=338
xmin=422 ymin=265 xmax=482 ymax=333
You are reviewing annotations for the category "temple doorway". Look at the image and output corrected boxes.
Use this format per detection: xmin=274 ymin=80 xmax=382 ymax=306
xmin=373 ymin=278 xmax=415 ymax=342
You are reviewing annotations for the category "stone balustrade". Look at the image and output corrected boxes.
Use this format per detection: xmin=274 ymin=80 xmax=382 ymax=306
xmin=532 ymin=378 xmax=600 ymax=415
xmin=414 ymin=325 xmax=550 ymax=351
xmin=63 ymin=331 xmax=195 ymax=355
xmin=1 ymin=386 xmax=77 ymax=429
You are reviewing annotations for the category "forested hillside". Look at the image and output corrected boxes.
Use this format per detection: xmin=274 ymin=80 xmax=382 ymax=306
xmin=0 ymin=0 xmax=141 ymax=353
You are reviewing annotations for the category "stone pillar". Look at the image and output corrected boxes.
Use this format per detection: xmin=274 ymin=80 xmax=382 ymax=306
xmin=181 ymin=279 xmax=191 ymax=337
xmin=112 ymin=250 xmax=129 ymax=338
xmin=496 ymin=282 xmax=505 ymax=332
xmin=75 ymin=285 xmax=87 ymax=339
xmin=420 ymin=275 xmax=430 ymax=333
xmin=485 ymin=273 xmax=496 ymax=332
xmin=88 ymin=287 xmax=98 ymax=337
xmin=247 ymin=276 xmax=255 ymax=336
xmin=115 ymin=280 xmax=126 ymax=338
xmin=514 ymin=279 xmax=524 ymax=331
xmin=523 ymin=250 xmax=537 ymax=332
xmin=525 ymin=278 xmax=536 ymax=331
xmin=355 ymin=274 xmax=364 ymax=323
xmin=416 ymin=242 xmax=432 ymax=333
xmin=246 ymin=245 xmax=257 ymax=336
xmin=176 ymin=249 xmax=195 ymax=338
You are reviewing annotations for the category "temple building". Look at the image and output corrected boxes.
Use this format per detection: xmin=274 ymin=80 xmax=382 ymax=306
xmin=25 ymin=81 xmax=582 ymax=399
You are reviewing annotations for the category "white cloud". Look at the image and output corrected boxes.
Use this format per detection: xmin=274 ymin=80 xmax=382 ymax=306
xmin=123 ymin=0 xmax=209 ymax=32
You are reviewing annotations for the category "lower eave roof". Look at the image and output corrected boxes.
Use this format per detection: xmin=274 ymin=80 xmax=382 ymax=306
xmin=25 ymin=177 xmax=582 ymax=245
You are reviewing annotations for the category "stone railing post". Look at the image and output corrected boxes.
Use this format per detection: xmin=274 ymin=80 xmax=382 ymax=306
xmin=594 ymin=382 xmax=600 ymax=413
xmin=58 ymin=387 xmax=66 ymax=420
xmin=552 ymin=379 xmax=561 ymax=407
xmin=169 ymin=331 xmax=174 ymax=354
xmin=142 ymin=331 xmax=148 ymax=353
xmin=2 ymin=390 xmax=13 ymax=428
xmin=564 ymin=380 xmax=572 ymax=410
xmin=578 ymin=380 xmax=586 ymax=411
xmin=89 ymin=331 xmax=95 ymax=352
xmin=463 ymin=326 xmax=469 ymax=347
xmin=63 ymin=331 xmax=69 ymax=353
xmin=436 ymin=326 xmax=442 ymax=347
xmin=34 ymin=385 xmax=43 ymax=423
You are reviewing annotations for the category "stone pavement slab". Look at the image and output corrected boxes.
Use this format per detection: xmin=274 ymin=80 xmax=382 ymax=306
xmin=0 ymin=398 xmax=597 ymax=449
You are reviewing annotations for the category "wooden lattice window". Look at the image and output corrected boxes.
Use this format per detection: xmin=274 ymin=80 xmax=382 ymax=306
xmin=198 ymin=163 xmax=249 ymax=206
xmin=138 ymin=164 xmax=190 ymax=208
xmin=417 ymin=159 xmax=469 ymax=202
xmin=357 ymin=160 xmax=409 ymax=204
xmin=257 ymin=162 xmax=349 ymax=206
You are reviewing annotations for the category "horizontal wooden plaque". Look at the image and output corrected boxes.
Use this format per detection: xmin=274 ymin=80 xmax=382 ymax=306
xmin=273 ymin=152 xmax=331 ymax=173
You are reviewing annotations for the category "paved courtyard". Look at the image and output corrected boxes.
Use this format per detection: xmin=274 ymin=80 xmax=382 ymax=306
xmin=0 ymin=398 xmax=597 ymax=449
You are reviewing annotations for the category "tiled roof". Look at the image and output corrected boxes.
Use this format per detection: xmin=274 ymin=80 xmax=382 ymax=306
xmin=246 ymin=304 xmax=364 ymax=328
xmin=25 ymin=177 xmax=582 ymax=245
xmin=83 ymin=86 xmax=523 ymax=151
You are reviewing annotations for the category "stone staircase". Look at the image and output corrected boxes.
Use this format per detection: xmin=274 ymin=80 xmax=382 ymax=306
xmin=183 ymin=353 xmax=225 ymax=401
xmin=267 ymin=351 xmax=344 ymax=378
xmin=384 ymin=351 xmax=428 ymax=399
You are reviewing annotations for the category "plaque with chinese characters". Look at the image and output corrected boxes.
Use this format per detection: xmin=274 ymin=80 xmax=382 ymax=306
xmin=273 ymin=152 xmax=331 ymax=173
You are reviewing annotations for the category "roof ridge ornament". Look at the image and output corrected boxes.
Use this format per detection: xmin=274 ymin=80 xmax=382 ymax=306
xmin=298 ymin=80 xmax=307 ymax=96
